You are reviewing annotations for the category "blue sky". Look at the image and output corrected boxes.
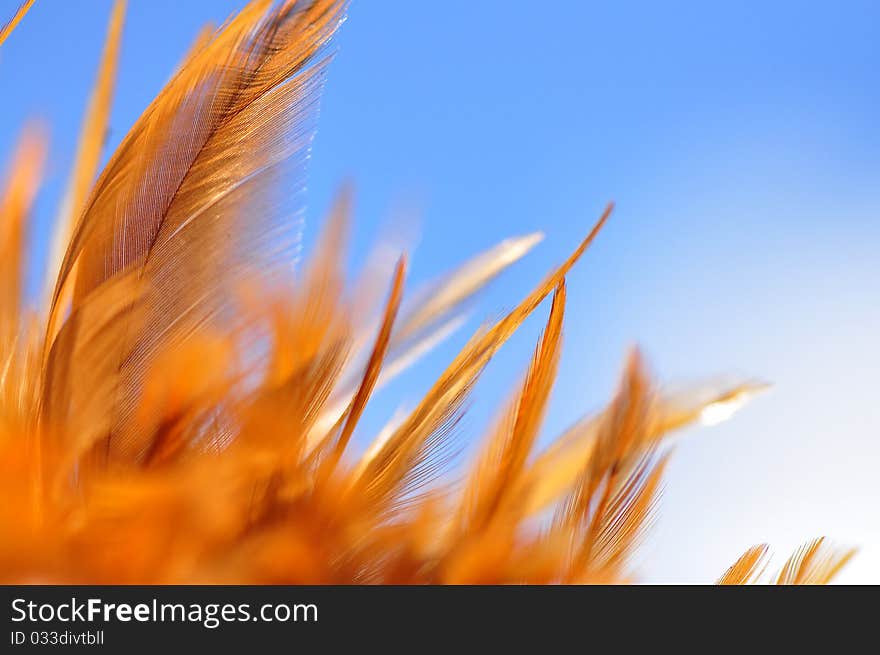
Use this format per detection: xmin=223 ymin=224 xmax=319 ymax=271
xmin=2 ymin=0 xmax=878 ymax=582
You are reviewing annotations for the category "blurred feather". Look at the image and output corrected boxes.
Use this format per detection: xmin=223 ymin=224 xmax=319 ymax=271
xmin=571 ymin=453 xmax=669 ymax=582
xmin=519 ymin=377 xmax=769 ymax=516
xmin=44 ymin=0 xmax=126 ymax=309
xmin=0 ymin=0 xmax=34 ymax=48
xmin=716 ymin=539 xmax=854 ymax=585
xmin=775 ymin=537 xmax=855 ymax=585
xmin=308 ymin=231 xmax=541 ymax=450
xmin=394 ymin=231 xmax=544 ymax=345
xmin=349 ymin=206 xmax=611 ymax=519
xmin=0 ymin=124 xmax=45 ymax=328
xmin=321 ymin=256 xmax=406 ymax=473
xmin=0 ymin=124 xmax=45 ymax=429
xmin=544 ymin=354 xmax=669 ymax=582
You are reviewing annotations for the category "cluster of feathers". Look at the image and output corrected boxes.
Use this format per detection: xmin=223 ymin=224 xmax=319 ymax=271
xmin=0 ymin=0 xmax=855 ymax=584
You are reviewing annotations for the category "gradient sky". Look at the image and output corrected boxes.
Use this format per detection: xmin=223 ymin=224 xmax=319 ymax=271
xmin=2 ymin=0 xmax=878 ymax=583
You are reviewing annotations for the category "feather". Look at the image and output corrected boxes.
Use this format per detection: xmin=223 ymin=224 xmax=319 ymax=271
xmin=349 ymin=205 xmax=612 ymax=516
xmin=0 ymin=124 xmax=45 ymax=326
xmin=544 ymin=353 xmax=668 ymax=581
xmin=541 ymin=448 xmax=668 ymax=583
xmin=173 ymin=22 xmax=217 ymax=78
xmin=666 ymin=379 xmax=771 ymax=430
xmin=456 ymin=281 xmax=565 ymax=534
xmin=518 ymin=377 xmax=768 ymax=516
xmin=307 ymin=232 xmax=542 ymax=450
xmin=717 ymin=544 xmax=770 ymax=585
xmin=553 ymin=350 xmax=656 ymax=528
xmin=41 ymin=270 xmax=144 ymax=469
xmin=429 ymin=285 xmax=567 ymax=580
xmin=0 ymin=124 xmax=45 ymax=429
xmin=321 ymin=256 xmax=406 ymax=473
xmin=43 ymin=0 xmax=347 ymax=463
xmin=0 ymin=0 xmax=35 ymax=48
xmin=775 ymin=537 xmax=855 ymax=585
xmin=44 ymin=0 xmax=126 ymax=308
xmin=393 ymin=231 xmax=544 ymax=346
xmin=573 ymin=453 xmax=669 ymax=581
xmin=236 ymin=184 xmax=352 ymax=458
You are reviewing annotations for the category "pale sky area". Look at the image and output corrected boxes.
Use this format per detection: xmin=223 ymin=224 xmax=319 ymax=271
xmin=1 ymin=1 xmax=877 ymax=582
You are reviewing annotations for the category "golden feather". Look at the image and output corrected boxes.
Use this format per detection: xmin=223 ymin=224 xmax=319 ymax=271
xmin=44 ymin=0 xmax=347 ymax=463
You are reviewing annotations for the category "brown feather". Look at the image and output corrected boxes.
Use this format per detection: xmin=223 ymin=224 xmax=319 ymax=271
xmin=456 ymin=281 xmax=565 ymax=533
xmin=44 ymin=0 xmax=347 ymax=462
